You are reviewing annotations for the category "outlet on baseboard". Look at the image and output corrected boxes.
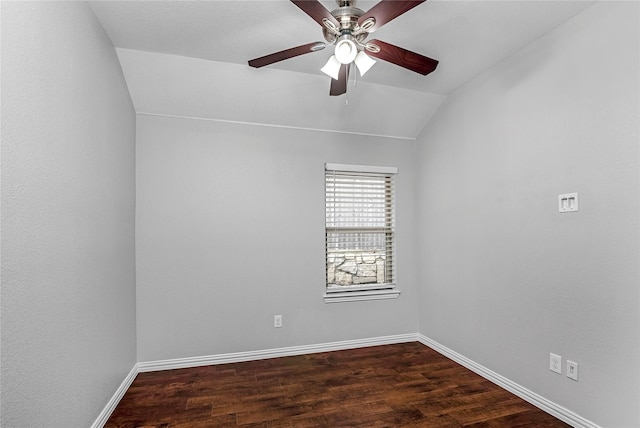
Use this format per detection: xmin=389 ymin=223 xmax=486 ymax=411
xmin=550 ymin=353 xmax=562 ymax=374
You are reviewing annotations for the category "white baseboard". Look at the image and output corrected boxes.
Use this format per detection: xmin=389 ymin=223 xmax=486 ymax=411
xmin=137 ymin=333 xmax=418 ymax=372
xmin=91 ymin=364 xmax=138 ymax=428
xmin=94 ymin=333 xmax=598 ymax=428
xmin=93 ymin=334 xmax=416 ymax=426
xmin=417 ymin=334 xmax=600 ymax=428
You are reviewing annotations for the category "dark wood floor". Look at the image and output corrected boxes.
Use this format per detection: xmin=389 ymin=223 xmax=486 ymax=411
xmin=106 ymin=342 xmax=570 ymax=427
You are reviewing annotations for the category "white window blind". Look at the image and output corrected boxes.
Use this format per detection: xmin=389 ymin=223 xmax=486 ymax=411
xmin=325 ymin=164 xmax=397 ymax=293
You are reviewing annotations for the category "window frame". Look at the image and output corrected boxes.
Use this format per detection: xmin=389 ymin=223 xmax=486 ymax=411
xmin=323 ymin=163 xmax=401 ymax=303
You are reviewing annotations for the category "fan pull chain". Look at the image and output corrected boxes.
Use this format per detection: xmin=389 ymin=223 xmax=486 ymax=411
xmin=353 ymin=63 xmax=358 ymax=88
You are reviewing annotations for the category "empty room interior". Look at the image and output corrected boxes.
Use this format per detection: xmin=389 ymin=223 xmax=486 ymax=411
xmin=1 ymin=1 xmax=639 ymax=427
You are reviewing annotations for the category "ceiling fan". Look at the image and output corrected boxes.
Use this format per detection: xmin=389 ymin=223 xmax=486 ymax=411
xmin=248 ymin=0 xmax=438 ymax=96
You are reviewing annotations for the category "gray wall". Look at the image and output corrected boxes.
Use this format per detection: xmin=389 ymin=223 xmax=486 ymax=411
xmin=416 ymin=2 xmax=639 ymax=427
xmin=1 ymin=2 xmax=137 ymax=427
xmin=135 ymin=114 xmax=419 ymax=361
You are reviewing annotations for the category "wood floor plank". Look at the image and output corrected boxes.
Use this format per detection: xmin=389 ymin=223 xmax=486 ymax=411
xmin=106 ymin=342 xmax=570 ymax=427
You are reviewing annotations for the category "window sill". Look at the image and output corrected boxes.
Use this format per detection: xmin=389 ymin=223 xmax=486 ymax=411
xmin=323 ymin=288 xmax=401 ymax=303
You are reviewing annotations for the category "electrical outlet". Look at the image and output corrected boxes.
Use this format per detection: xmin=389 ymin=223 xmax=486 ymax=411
xmin=274 ymin=314 xmax=282 ymax=328
xmin=550 ymin=353 xmax=562 ymax=374
xmin=567 ymin=360 xmax=579 ymax=381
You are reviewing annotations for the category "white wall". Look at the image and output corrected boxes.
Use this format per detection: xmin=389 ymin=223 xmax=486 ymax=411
xmin=416 ymin=2 xmax=639 ymax=427
xmin=135 ymin=114 xmax=419 ymax=362
xmin=1 ymin=2 xmax=137 ymax=427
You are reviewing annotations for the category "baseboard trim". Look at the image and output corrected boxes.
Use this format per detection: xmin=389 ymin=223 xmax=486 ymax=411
xmin=137 ymin=333 xmax=418 ymax=372
xmin=93 ymin=334 xmax=416 ymax=426
xmin=417 ymin=334 xmax=600 ymax=428
xmin=91 ymin=364 xmax=138 ymax=428
xmin=94 ymin=334 xmax=599 ymax=428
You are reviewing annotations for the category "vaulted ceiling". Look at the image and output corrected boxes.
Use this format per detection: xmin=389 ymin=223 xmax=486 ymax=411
xmin=89 ymin=0 xmax=596 ymax=139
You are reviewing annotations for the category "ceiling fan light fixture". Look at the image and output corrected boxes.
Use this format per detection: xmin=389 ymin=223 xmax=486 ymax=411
xmin=334 ymin=36 xmax=358 ymax=64
xmin=354 ymin=51 xmax=375 ymax=76
xmin=321 ymin=55 xmax=342 ymax=80
xmin=249 ymin=0 xmax=439 ymax=97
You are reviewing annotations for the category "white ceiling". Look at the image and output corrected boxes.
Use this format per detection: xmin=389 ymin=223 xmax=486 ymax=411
xmin=89 ymin=0 xmax=596 ymax=139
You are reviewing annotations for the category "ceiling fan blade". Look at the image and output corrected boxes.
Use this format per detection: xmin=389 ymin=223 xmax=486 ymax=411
xmin=358 ymin=1 xmax=426 ymax=33
xmin=329 ymin=64 xmax=350 ymax=96
xmin=248 ymin=42 xmax=325 ymax=68
xmin=291 ymin=0 xmax=340 ymax=31
xmin=365 ymin=39 xmax=438 ymax=75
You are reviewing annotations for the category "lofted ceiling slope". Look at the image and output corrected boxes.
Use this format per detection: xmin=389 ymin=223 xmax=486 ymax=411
xmin=90 ymin=0 xmax=596 ymax=139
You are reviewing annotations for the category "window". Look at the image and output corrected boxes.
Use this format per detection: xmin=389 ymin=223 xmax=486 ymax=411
xmin=324 ymin=163 xmax=400 ymax=303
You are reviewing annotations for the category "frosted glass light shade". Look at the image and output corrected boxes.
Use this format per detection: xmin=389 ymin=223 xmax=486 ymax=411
xmin=321 ymin=55 xmax=342 ymax=80
xmin=334 ymin=38 xmax=358 ymax=64
xmin=354 ymin=51 xmax=376 ymax=76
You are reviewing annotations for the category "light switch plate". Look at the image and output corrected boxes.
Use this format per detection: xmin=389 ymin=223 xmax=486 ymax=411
xmin=567 ymin=360 xmax=579 ymax=381
xmin=559 ymin=193 xmax=579 ymax=212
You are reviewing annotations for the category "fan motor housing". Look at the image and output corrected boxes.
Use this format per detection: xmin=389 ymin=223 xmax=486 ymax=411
xmin=332 ymin=6 xmax=363 ymax=28
xmin=324 ymin=4 xmax=368 ymax=43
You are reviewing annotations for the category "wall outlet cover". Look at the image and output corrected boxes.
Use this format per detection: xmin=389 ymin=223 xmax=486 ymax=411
xmin=274 ymin=314 xmax=282 ymax=328
xmin=550 ymin=353 xmax=562 ymax=374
